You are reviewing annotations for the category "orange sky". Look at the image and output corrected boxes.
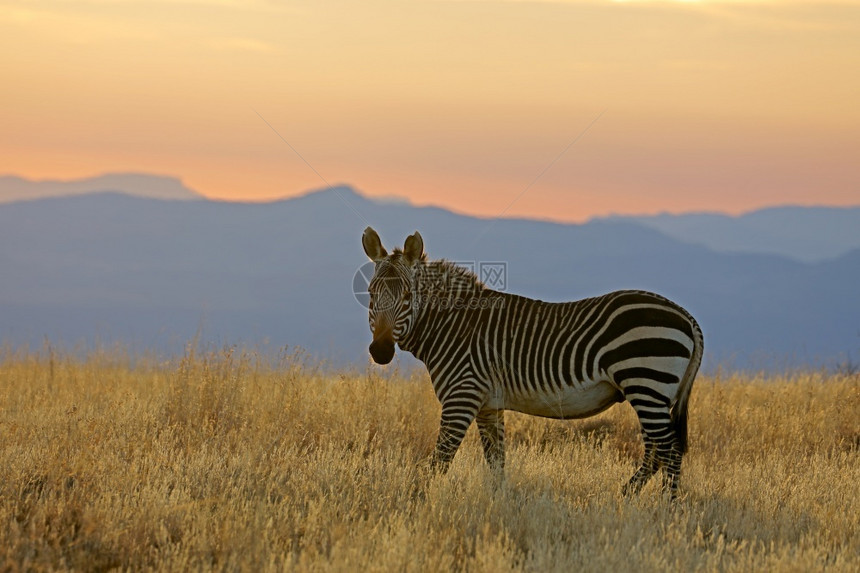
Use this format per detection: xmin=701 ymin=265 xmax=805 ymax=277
xmin=1 ymin=0 xmax=858 ymax=222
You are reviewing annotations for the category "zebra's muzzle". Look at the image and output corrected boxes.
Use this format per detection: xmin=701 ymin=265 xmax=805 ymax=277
xmin=369 ymin=339 xmax=395 ymax=364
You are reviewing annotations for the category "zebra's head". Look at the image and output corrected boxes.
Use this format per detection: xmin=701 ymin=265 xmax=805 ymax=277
xmin=362 ymin=226 xmax=424 ymax=365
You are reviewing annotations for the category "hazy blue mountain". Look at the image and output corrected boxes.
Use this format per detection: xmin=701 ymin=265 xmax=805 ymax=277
xmin=1 ymin=187 xmax=858 ymax=371
xmin=609 ymin=206 xmax=860 ymax=263
xmin=0 ymin=173 xmax=203 ymax=203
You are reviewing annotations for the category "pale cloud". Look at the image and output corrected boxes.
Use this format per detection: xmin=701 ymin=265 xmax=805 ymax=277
xmin=0 ymin=2 xmax=158 ymax=43
xmin=210 ymin=37 xmax=276 ymax=53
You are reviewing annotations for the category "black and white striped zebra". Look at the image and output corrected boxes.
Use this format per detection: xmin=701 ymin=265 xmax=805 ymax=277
xmin=362 ymin=227 xmax=703 ymax=498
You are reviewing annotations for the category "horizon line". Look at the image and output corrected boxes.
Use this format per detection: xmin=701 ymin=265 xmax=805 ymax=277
xmin=2 ymin=170 xmax=859 ymax=224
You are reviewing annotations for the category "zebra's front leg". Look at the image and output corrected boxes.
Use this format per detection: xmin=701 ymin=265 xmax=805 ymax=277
xmin=429 ymin=396 xmax=481 ymax=474
xmin=476 ymin=409 xmax=505 ymax=474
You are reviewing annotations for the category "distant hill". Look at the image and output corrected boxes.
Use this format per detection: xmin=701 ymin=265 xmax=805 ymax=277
xmin=0 ymin=185 xmax=858 ymax=370
xmin=0 ymin=173 xmax=202 ymax=203
xmin=608 ymin=206 xmax=860 ymax=263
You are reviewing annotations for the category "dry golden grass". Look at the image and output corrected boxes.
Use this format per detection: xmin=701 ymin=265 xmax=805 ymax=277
xmin=1 ymin=346 xmax=858 ymax=571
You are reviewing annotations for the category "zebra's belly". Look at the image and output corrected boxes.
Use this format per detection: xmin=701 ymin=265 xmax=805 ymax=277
xmin=492 ymin=381 xmax=623 ymax=420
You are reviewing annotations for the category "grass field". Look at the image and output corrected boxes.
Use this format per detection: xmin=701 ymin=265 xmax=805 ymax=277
xmin=0 ymin=345 xmax=858 ymax=571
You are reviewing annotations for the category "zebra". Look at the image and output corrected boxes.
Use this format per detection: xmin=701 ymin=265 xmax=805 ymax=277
xmin=361 ymin=227 xmax=703 ymax=499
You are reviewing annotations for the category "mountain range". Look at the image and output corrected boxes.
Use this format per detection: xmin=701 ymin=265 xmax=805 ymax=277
xmin=1 ymin=174 xmax=858 ymax=371
xmin=612 ymin=207 xmax=860 ymax=263
xmin=0 ymin=173 xmax=201 ymax=203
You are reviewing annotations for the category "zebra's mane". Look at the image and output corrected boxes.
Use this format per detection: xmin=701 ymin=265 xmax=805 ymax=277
xmin=419 ymin=258 xmax=487 ymax=292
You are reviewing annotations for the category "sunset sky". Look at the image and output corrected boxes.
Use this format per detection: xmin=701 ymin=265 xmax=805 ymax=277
xmin=2 ymin=0 xmax=858 ymax=221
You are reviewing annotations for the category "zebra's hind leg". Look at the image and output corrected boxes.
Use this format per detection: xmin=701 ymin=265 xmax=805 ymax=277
xmin=657 ymin=438 xmax=684 ymax=499
xmin=623 ymin=435 xmax=659 ymax=496
xmin=476 ymin=409 xmax=506 ymax=475
xmin=622 ymin=386 xmax=676 ymax=498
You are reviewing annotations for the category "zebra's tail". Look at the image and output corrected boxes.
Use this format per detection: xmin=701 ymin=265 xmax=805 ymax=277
xmin=671 ymin=321 xmax=704 ymax=455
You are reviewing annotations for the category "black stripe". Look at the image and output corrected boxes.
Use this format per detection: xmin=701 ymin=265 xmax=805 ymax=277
xmin=543 ymin=308 xmax=565 ymax=388
xmin=628 ymin=397 xmax=669 ymax=410
xmin=634 ymin=410 xmax=670 ymax=420
xmin=623 ymin=384 xmax=670 ymax=405
xmin=519 ymin=301 xmax=540 ymax=389
xmin=598 ymin=338 xmax=691 ymax=373
xmin=614 ymin=367 xmax=679 ymax=386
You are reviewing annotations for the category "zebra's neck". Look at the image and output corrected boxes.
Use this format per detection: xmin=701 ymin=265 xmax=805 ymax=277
xmin=398 ymin=260 xmax=489 ymax=360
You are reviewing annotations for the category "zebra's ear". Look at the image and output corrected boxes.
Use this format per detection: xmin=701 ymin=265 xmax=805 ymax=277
xmin=362 ymin=227 xmax=388 ymax=261
xmin=403 ymin=231 xmax=424 ymax=264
